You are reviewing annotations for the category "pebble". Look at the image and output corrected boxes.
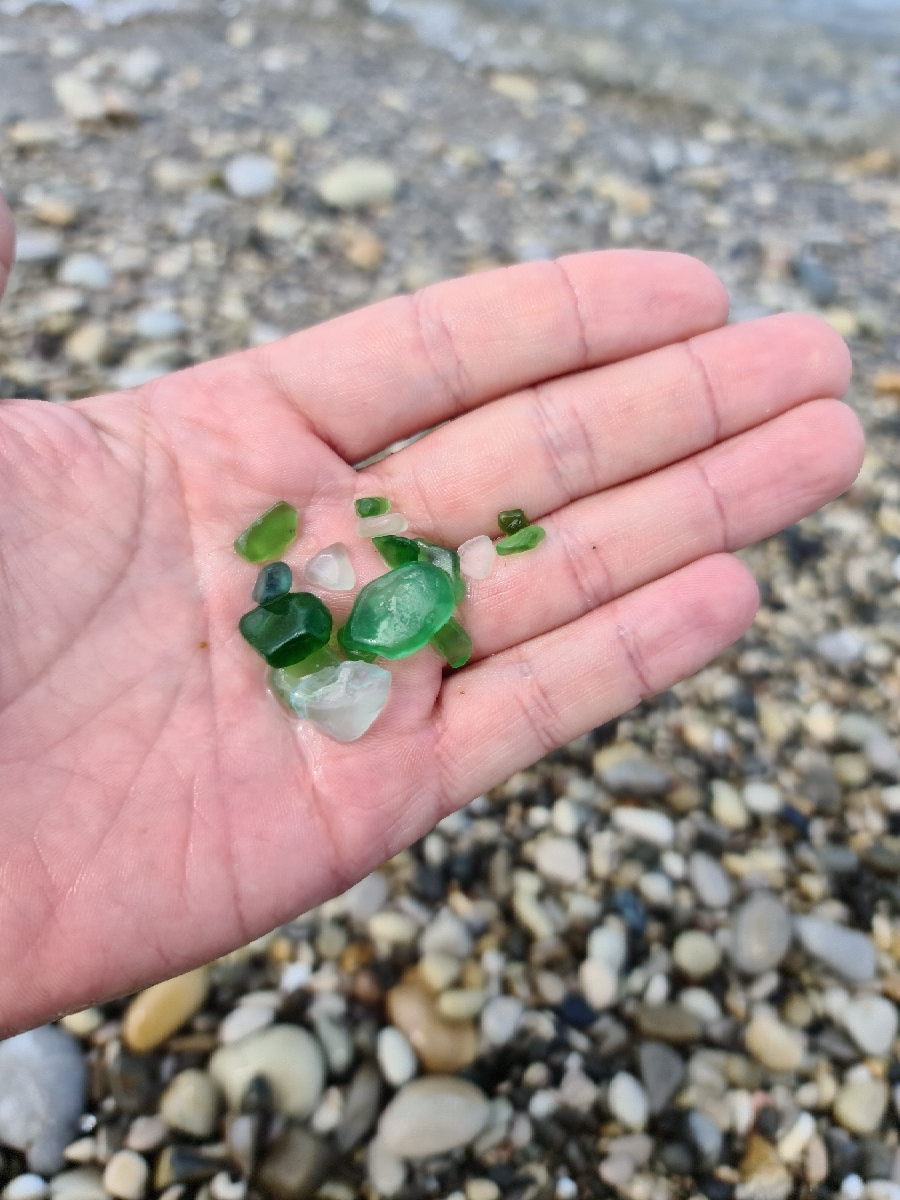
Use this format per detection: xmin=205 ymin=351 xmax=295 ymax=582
xmin=295 ymin=102 xmax=333 ymax=137
xmin=729 ymin=892 xmax=793 ymax=974
xmin=673 ymin=929 xmax=721 ymax=977
xmin=15 ymin=232 xmax=63 ymax=264
xmin=688 ymin=1110 xmax=724 ymax=1165
xmin=218 ymin=1004 xmax=274 ymax=1044
xmin=745 ymin=1006 xmax=806 ymax=1072
xmin=335 ymin=1062 xmax=382 ymax=1153
xmin=480 ymin=995 xmax=524 ymax=1046
xmin=134 ymin=308 xmax=185 ymax=340
xmin=366 ymin=1139 xmax=406 ymax=1197
xmin=607 ymin=1072 xmax=648 ymax=1130
xmin=711 ymin=779 xmax=750 ymax=829
xmin=777 ymin=1111 xmax=815 ymax=1163
xmin=387 ymin=980 xmax=478 ymax=1071
xmin=611 ymin=806 xmax=675 ymax=846
xmin=833 ymin=1068 xmax=889 ymax=1134
xmin=795 ymin=916 xmax=876 ymax=982
xmin=377 ymin=1077 xmax=490 ymax=1158
xmin=341 ymin=871 xmax=389 ymax=923
xmin=437 ymin=989 xmax=488 ymax=1021
xmin=58 ymin=254 xmax=112 ymax=291
xmin=355 ymin=513 xmax=409 ymax=537
xmin=633 ymin=1003 xmax=702 ymax=1043
xmin=816 ymin=629 xmax=866 ymax=665
xmin=638 ymin=1041 xmax=685 ymax=1114
xmin=124 ymin=1117 xmax=166 ymax=1154
xmin=533 ymin=836 xmax=586 ymax=885
xmin=466 ymin=1181 xmax=499 ymax=1200
xmin=841 ymin=994 xmax=897 ymax=1056
xmin=224 ymin=154 xmax=279 ymax=198
xmin=420 ymin=908 xmax=472 ymax=958
xmin=418 ymin=952 xmax=461 ymax=991
xmin=689 ymin=851 xmax=733 ymax=907
xmin=578 ymin=958 xmax=618 ymax=1009
xmin=316 ymin=159 xmax=399 ymax=209
xmin=376 ymin=1027 xmax=417 ymax=1087
xmin=303 ymin=543 xmax=355 ymax=592
xmin=209 ymin=1025 xmax=325 ymax=1118
xmin=458 ymin=535 xmax=496 ymax=580
xmin=743 ymin=781 xmax=782 ymax=815
xmin=122 ymin=968 xmax=210 ymax=1052
xmin=159 ymin=1069 xmax=219 ymax=1138
xmin=2 ymin=1179 xmax=49 ymax=1200
xmin=587 ymin=923 xmax=628 ymax=972
xmin=599 ymin=1155 xmax=635 ymax=1187
xmin=102 ymin=1152 xmax=147 ymax=1200
xmin=0 ymin=1026 xmax=86 ymax=1174
xmin=599 ymin=755 xmax=670 ymax=796
xmin=256 ymin=1126 xmax=330 ymax=1200
xmin=49 ymin=1171 xmax=107 ymax=1200
xmin=679 ymin=987 xmax=722 ymax=1025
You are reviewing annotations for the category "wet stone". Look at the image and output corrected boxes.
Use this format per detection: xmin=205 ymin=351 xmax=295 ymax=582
xmin=0 ymin=1026 xmax=86 ymax=1175
xmin=302 ymin=544 xmax=355 ymax=592
xmin=495 ymin=526 xmax=546 ymax=555
xmin=252 ymin=562 xmax=292 ymax=606
xmin=239 ymin=593 xmax=332 ymax=668
xmin=340 ymin=562 xmax=456 ymax=660
xmin=833 ymin=1070 xmax=888 ymax=1135
xmin=607 ymin=1072 xmax=648 ymax=1131
xmin=840 ymin=995 xmax=897 ymax=1057
xmin=633 ymin=1004 xmax=702 ymax=1043
xmin=209 ymin=1026 xmax=325 ymax=1119
xmin=386 ymin=980 xmax=478 ymax=1073
xmin=102 ymin=1151 xmax=147 ymax=1200
xmin=154 ymin=1147 xmax=224 ymax=1190
xmin=234 ymin=502 xmax=298 ymax=563
xmin=256 ymin=1127 xmax=330 ymax=1200
xmin=159 ymin=1068 xmax=219 ymax=1138
xmin=689 ymin=851 xmax=732 ymax=908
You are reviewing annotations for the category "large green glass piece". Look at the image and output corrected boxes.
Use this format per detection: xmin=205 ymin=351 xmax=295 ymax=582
xmin=269 ymin=646 xmax=342 ymax=708
xmin=414 ymin=538 xmax=466 ymax=604
xmin=239 ymin=592 xmax=332 ymax=667
xmin=339 ymin=562 xmax=456 ymax=660
xmin=430 ymin=617 xmax=473 ymax=669
xmin=497 ymin=508 xmax=530 ymax=535
xmin=496 ymin=525 xmax=546 ymax=555
xmin=252 ymin=561 xmax=292 ymax=607
xmin=355 ymin=496 xmax=390 ymax=518
xmin=234 ymin=502 xmax=298 ymax=563
xmin=372 ymin=535 xmax=420 ymax=569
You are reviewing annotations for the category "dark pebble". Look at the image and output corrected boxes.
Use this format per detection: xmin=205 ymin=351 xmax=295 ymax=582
xmin=826 ymin=1129 xmax=860 ymax=1186
xmin=780 ymin=525 xmax=826 ymax=566
xmin=816 ymin=845 xmax=859 ymax=874
xmin=754 ymin=1106 xmax=780 ymax=1140
xmin=657 ymin=1142 xmax=693 ymax=1174
xmin=861 ymin=1138 xmax=894 ymax=1181
xmin=241 ymin=1073 xmax=274 ymax=1116
xmin=556 ymin=993 xmax=597 ymax=1029
xmin=793 ymin=254 xmax=838 ymax=305
xmin=611 ymin=890 xmax=647 ymax=934
xmin=799 ymin=765 xmax=842 ymax=814
xmin=778 ymin=805 xmax=810 ymax=836
xmin=106 ymin=1041 xmax=157 ymax=1115
xmin=414 ymin=863 xmax=446 ymax=903
xmin=697 ymin=1178 xmax=733 ymax=1200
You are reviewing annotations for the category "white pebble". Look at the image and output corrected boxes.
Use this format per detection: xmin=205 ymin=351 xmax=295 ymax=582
xmin=689 ymin=852 xmax=732 ymax=908
xmin=743 ymin=781 xmax=782 ymax=815
xmin=612 ymin=807 xmax=675 ymax=846
xmin=367 ymin=1139 xmax=406 ymax=1196
xmin=134 ymin=308 xmax=184 ymax=340
xmin=587 ymin=924 xmax=628 ymax=973
xmin=3 ymin=1177 xmax=49 ymax=1200
xmin=316 ymin=159 xmax=399 ymax=209
xmin=377 ymin=1027 xmax=417 ymax=1087
xmin=356 ymin=513 xmax=409 ymax=537
xmin=841 ymin=1176 xmax=864 ymax=1200
xmin=58 ymin=254 xmax=112 ymax=291
xmin=480 ymin=996 xmax=524 ymax=1047
xmin=533 ymin=836 xmax=586 ymax=885
xmin=673 ymin=930 xmax=721 ymax=977
xmin=458 ymin=535 xmax=496 ymax=580
xmin=303 ymin=543 xmax=356 ymax=591
xmin=219 ymin=1005 xmax=274 ymax=1044
xmin=607 ymin=1072 xmax=648 ymax=1131
xmin=102 ymin=1151 xmax=148 ymax=1200
xmin=841 ymin=993 xmax=898 ymax=1057
xmin=678 ymin=987 xmax=722 ymax=1025
xmin=599 ymin=1156 xmax=635 ymax=1188
xmin=777 ymin=1111 xmax=815 ymax=1163
xmin=209 ymin=1176 xmax=246 ymax=1200
xmin=124 ymin=1117 xmax=166 ymax=1154
xmin=224 ymin=154 xmax=278 ymax=198
xmin=638 ymin=871 xmax=673 ymax=907
xmin=710 ymin=780 xmax=749 ymax=830
xmin=578 ymin=959 xmax=618 ymax=1010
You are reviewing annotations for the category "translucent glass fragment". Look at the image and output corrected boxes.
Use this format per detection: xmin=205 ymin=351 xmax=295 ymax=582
xmin=414 ymin=538 xmax=466 ymax=604
xmin=284 ymin=660 xmax=392 ymax=742
xmin=303 ymin=542 xmax=356 ymax=591
xmin=234 ymin=502 xmax=298 ymax=562
xmin=252 ymin=561 xmax=292 ymax=606
xmin=339 ymin=562 xmax=455 ymax=659
xmin=495 ymin=526 xmax=546 ymax=555
xmin=458 ymin=534 xmax=496 ymax=581
xmin=238 ymin=592 xmax=332 ymax=667
xmin=497 ymin=508 xmax=530 ymax=535
xmin=373 ymin=535 xmax=420 ymax=569
xmin=430 ymin=616 xmax=473 ymax=668
xmin=356 ymin=513 xmax=409 ymax=537
xmin=355 ymin=496 xmax=391 ymax=518
xmin=269 ymin=647 xmax=342 ymax=707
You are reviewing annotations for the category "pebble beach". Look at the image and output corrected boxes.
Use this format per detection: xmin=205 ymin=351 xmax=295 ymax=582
xmin=2 ymin=1 xmax=900 ymax=1199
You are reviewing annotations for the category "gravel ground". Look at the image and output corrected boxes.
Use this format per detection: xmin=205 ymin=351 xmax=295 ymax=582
xmin=2 ymin=2 xmax=900 ymax=1200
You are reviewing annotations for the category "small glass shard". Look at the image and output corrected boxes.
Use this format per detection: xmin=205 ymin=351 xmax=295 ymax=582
xmin=497 ymin=508 xmax=530 ymax=535
xmin=430 ymin=616 xmax=473 ymax=668
xmin=356 ymin=513 xmax=409 ymax=538
xmin=303 ymin=542 xmax=356 ymax=591
xmin=458 ymin=534 xmax=496 ymax=581
xmin=355 ymin=496 xmax=391 ymax=518
xmin=414 ymin=538 xmax=466 ymax=604
xmin=234 ymin=502 xmax=298 ymax=562
xmin=339 ymin=562 xmax=456 ymax=660
xmin=373 ymin=535 xmax=420 ymax=569
xmin=239 ymin=592 xmax=333 ymax=667
xmin=283 ymin=659 xmax=392 ymax=742
xmin=496 ymin=526 xmax=546 ymax=556
xmin=252 ymin=561 xmax=292 ymax=606
xmin=270 ymin=646 xmax=342 ymax=707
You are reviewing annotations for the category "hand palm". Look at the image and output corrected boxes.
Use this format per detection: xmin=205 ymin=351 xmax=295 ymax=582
xmin=0 ymin=206 xmax=860 ymax=1034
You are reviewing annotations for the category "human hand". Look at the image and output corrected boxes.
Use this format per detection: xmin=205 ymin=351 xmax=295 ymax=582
xmin=0 ymin=193 xmax=861 ymax=1034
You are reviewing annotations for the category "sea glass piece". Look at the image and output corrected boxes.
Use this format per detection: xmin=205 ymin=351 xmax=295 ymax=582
xmin=270 ymin=647 xmax=342 ymax=708
xmin=339 ymin=561 xmax=456 ymax=660
xmin=430 ymin=617 xmax=473 ymax=668
xmin=497 ymin=508 xmax=529 ymax=535
xmin=234 ymin=502 xmax=298 ymax=562
xmin=355 ymin=496 xmax=391 ymax=518
xmin=284 ymin=659 xmax=392 ymax=742
xmin=336 ymin=626 xmax=378 ymax=662
xmin=373 ymin=535 xmax=420 ymax=569
xmin=458 ymin=535 xmax=496 ymax=581
xmin=356 ymin=513 xmax=409 ymax=537
xmin=414 ymin=538 xmax=466 ymax=604
xmin=496 ymin=526 xmax=546 ymax=555
xmin=303 ymin=542 xmax=356 ymax=591
xmin=252 ymin=561 xmax=292 ymax=606
xmin=239 ymin=592 xmax=332 ymax=667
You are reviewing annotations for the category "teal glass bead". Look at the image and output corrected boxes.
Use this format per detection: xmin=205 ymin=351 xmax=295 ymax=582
xmin=234 ymin=502 xmax=298 ymax=562
xmin=372 ymin=535 xmax=420 ymax=569
xmin=339 ymin=562 xmax=456 ymax=660
xmin=430 ymin=616 xmax=473 ymax=668
xmin=497 ymin=508 xmax=529 ymax=535
xmin=496 ymin=525 xmax=546 ymax=555
xmin=252 ymin=561 xmax=292 ymax=606
xmin=239 ymin=592 xmax=332 ymax=667
xmin=414 ymin=538 xmax=466 ymax=604
xmin=355 ymin=496 xmax=391 ymax=518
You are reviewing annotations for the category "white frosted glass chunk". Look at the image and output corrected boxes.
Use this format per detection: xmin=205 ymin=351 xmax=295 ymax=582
xmin=303 ymin=542 xmax=356 ymax=591
xmin=458 ymin=534 xmax=496 ymax=580
xmin=288 ymin=660 xmax=392 ymax=742
xmin=356 ymin=513 xmax=409 ymax=537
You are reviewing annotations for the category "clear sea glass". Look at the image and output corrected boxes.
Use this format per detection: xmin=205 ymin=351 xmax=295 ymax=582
xmin=284 ymin=659 xmax=393 ymax=742
xmin=303 ymin=542 xmax=356 ymax=591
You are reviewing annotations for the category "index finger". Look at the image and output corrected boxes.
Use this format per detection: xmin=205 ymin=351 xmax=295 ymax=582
xmin=252 ymin=250 xmax=729 ymax=463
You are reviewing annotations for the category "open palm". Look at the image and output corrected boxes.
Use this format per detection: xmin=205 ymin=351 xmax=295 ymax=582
xmin=0 ymin=197 xmax=861 ymax=1035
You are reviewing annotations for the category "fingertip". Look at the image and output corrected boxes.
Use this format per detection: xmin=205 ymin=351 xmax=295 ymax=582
xmin=687 ymin=552 xmax=761 ymax=642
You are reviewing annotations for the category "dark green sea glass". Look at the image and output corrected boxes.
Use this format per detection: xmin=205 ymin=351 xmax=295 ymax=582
xmin=497 ymin=508 xmax=529 ymax=535
xmin=239 ymin=592 xmax=332 ymax=667
xmin=339 ymin=562 xmax=456 ymax=660
xmin=373 ymin=535 xmax=420 ymax=569
xmin=430 ymin=617 xmax=473 ymax=668
xmin=355 ymin=496 xmax=391 ymax=518
xmin=252 ymin=561 xmax=292 ymax=606
xmin=336 ymin=625 xmax=378 ymax=663
xmin=496 ymin=526 xmax=546 ymax=555
xmin=234 ymin=502 xmax=298 ymax=563
xmin=414 ymin=538 xmax=466 ymax=604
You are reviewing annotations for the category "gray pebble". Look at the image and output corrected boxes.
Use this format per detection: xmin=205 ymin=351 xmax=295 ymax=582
xmin=0 ymin=1027 xmax=86 ymax=1175
xmin=795 ymin=916 xmax=876 ymax=982
xmin=729 ymin=892 xmax=792 ymax=975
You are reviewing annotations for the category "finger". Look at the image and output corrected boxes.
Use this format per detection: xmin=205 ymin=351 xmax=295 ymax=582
xmin=0 ymin=190 xmax=14 ymax=302
xmin=458 ymin=398 xmax=863 ymax=658
xmin=248 ymin=250 xmax=729 ymax=461
xmin=435 ymin=553 xmax=760 ymax=804
xmin=367 ymin=313 xmax=853 ymax=542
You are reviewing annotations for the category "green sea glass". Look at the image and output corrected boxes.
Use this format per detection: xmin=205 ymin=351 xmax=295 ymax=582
xmin=496 ymin=526 xmax=546 ymax=555
xmin=430 ymin=617 xmax=473 ymax=668
xmin=269 ymin=646 xmax=342 ymax=708
xmin=355 ymin=496 xmax=390 ymax=518
xmin=336 ymin=625 xmax=378 ymax=663
xmin=414 ymin=538 xmax=466 ymax=604
xmin=373 ymin=535 xmax=420 ymax=569
xmin=239 ymin=592 xmax=332 ymax=667
xmin=339 ymin=562 xmax=456 ymax=659
xmin=252 ymin=561 xmax=292 ymax=606
xmin=234 ymin=502 xmax=298 ymax=562
xmin=497 ymin=508 xmax=530 ymax=535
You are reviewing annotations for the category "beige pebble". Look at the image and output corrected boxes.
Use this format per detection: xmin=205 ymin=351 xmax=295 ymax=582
xmin=745 ymin=1007 xmax=806 ymax=1072
xmin=102 ymin=1151 xmax=148 ymax=1200
xmin=387 ymin=980 xmax=478 ymax=1073
xmin=122 ymin=967 xmax=209 ymax=1052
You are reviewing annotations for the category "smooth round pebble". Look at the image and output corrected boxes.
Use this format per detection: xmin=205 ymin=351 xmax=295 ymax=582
xmin=833 ymin=1069 xmax=888 ymax=1134
xmin=729 ymin=893 xmax=792 ymax=975
xmin=366 ymin=1140 xmax=406 ymax=1197
xmin=159 ymin=1069 xmax=219 ymax=1138
xmin=219 ymin=1004 xmax=275 ymax=1045
xmin=578 ymin=959 xmax=618 ymax=1010
xmin=134 ymin=309 xmax=184 ymax=340
xmin=841 ymin=994 xmax=897 ymax=1057
xmin=376 ymin=1027 xmax=417 ymax=1088
xmin=224 ymin=154 xmax=278 ymax=197
xmin=102 ymin=1151 xmax=148 ymax=1200
xmin=743 ymin=781 xmax=782 ymax=815
xmin=673 ymin=930 xmax=721 ymax=977
xmin=587 ymin=924 xmax=627 ymax=972
xmin=533 ymin=836 xmax=586 ymax=885
xmin=745 ymin=1007 xmax=806 ymax=1072
xmin=795 ymin=916 xmax=876 ymax=983
xmin=377 ymin=1077 xmax=490 ymax=1159
xmin=122 ymin=968 xmax=209 ymax=1053
xmin=607 ymin=1072 xmax=648 ymax=1131
xmin=124 ymin=1117 xmax=166 ymax=1154
xmin=316 ymin=159 xmax=399 ymax=209
xmin=480 ymin=996 xmax=524 ymax=1047
xmin=466 ymin=1181 xmax=500 ymax=1200
xmin=710 ymin=779 xmax=749 ymax=830
xmin=58 ymin=254 xmax=112 ymax=290
xmin=209 ymin=1025 xmax=325 ymax=1118
xmin=689 ymin=851 xmax=732 ymax=908
xmin=2 ymin=1178 xmax=49 ymax=1200
xmin=612 ymin=807 xmax=675 ymax=846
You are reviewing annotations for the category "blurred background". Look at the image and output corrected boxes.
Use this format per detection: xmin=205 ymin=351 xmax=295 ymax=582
xmin=2 ymin=4 xmax=900 ymax=1200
